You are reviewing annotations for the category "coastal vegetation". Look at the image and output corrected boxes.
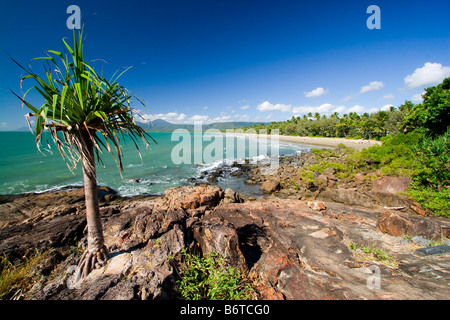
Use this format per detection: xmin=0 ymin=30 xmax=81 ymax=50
xmin=175 ymin=249 xmax=254 ymax=300
xmin=245 ymin=105 xmax=408 ymax=140
xmin=244 ymin=77 xmax=450 ymax=217
xmin=0 ymin=250 xmax=49 ymax=300
xmin=11 ymin=29 xmax=153 ymax=283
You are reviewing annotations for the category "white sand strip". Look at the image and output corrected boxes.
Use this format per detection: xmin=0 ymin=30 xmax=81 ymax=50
xmin=226 ymin=132 xmax=382 ymax=151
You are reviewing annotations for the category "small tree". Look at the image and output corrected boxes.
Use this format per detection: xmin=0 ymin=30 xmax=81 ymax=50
xmin=11 ymin=30 xmax=154 ymax=283
xmin=404 ymin=77 xmax=450 ymax=136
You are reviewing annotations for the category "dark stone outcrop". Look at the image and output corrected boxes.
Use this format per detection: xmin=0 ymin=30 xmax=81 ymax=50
xmin=1 ymin=184 xmax=449 ymax=300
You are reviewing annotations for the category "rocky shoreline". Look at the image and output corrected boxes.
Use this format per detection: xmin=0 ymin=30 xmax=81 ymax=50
xmin=1 ymin=149 xmax=449 ymax=300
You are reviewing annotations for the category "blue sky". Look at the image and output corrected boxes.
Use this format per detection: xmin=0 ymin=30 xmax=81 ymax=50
xmin=1 ymin=0 xmax=449 ymax=130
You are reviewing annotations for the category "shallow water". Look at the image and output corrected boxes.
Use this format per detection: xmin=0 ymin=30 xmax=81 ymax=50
xmin=0 ymin=131 xmax=320 ymax=197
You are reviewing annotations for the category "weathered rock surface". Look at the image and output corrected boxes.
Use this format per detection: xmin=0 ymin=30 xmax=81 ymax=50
xmin=376 ymin=211 xmax=443 ymax=241
xmin=372 ymin=176 xmax=411 ymax=195
xmin=240 ymin=152 xmax=432 ymax=218
xmin=0 ymin=187 xmax=119 ymax=261
xmin=376 ymin=212 xmax=413 ymax=238
xmin=0 ymin=214 xmax=85 ymax=261
xmin=260 ymin=177 xmax=280 ymax=193
xmin=164 ymin=185 xmax=225 ymax=209
xmin=1 ymin=184 xmax=449 ymax=300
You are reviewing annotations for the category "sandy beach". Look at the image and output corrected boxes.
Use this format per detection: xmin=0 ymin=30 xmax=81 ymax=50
xmin=227 ymin=132 xmax=382 ymax=151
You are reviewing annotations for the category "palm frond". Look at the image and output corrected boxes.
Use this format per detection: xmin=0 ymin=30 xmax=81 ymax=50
xmin=11 ymin=28 xmax=155 ymax=174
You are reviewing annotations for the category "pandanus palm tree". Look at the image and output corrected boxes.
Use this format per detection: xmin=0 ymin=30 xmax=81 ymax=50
xmin=11 ymin=29 xmax=154 ymax=282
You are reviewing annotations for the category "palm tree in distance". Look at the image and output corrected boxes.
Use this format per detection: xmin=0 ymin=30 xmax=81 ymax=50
xmin=11 ymin=29 xmax=154 ymax=283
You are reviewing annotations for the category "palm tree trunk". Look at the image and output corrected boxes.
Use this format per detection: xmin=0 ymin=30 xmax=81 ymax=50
xmin=71 ymin=131 xmax=108 ymax=282
xmin=81 ymin=134 xmax=105 ymax=254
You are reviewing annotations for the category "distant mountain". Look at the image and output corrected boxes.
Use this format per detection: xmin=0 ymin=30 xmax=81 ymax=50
xmin=136 ymin=119 xmax=268 ymax=132
xmin=12 ymin=119 xmax=268 ymax=132
xmin=137 ymin=119 xmax=193 ymax=132
xmin=14 ymin=126 xmax=32 ymax=132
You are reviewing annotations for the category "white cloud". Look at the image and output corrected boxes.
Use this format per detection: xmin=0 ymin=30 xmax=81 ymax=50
xmin=138 ymin=112 xmax=187 ymax=123
xmin=304 ymin=87 xmax=329 ymax=98
xmin=233 ymin=114 xmax=249 ymax=120
xmin=360 ymin=81 xmax=384 ymax=93
xmin=240 ymin=105 xmax=250 ymax=110
xmin=212 ymin=115 xmax=232 ymax=122
xmin=381 ymin=104 xmax=394 ymax=111
xmin=332 ymin=106 xmax=346 ymax=114
xmin=292 ymin=103 xmax=345 ymax=115
xmin=189 ymin=115 xmax=210 ymax=122
xmin=257 ymin=101 xmax=292 ymax=112
xmin=404 ymin=62 xmax=450 ymax=89
xmin=382 ymin=94 xmax=395 ymax=100
xmin=203 ymin=106 xmax=208 ymax=110
xmin=411 ymin=92 xmax=425 ymax=103
xmin=135 ymin=111 xmax=248 ymax=125
xmin=348 ymin=105 xmax=365 ymax=113
xmin=168 ymin=112 xmax=187 ymax=121
xmin=341 ymin=94 xmax=355 ymax=102
xmin=341 ymin=80 xmax=385 ymax=102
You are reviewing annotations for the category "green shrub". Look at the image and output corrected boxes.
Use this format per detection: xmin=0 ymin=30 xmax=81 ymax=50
xmin=346 ymin=131 xmax=422 ymax=177
xmin=406 ymin=129 xmax=450 ymax=217
xmin=311 ymin=148 xmax=339 ymax=158
xmin=413 ymin=129 xmax=450 ymax=189
xmin=175 ymin=250 xmax=254 ymax=300
xmin=407 ymin=186 xmax=450 ymax=217
xmin=299 ymin=170 xmax=316 ymax=185
xmin=306 ymin=161 xmax=355 ymax=179
xmin=290 ymin=179 xmax=301 ymax=190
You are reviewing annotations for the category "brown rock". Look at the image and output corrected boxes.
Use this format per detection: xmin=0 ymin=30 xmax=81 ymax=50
xmin=411 ymin=218 xmax=442 ymax=241
xmin=327 ymin=179 xmax=337 ymax=188
xmin=320 ymin=189 xmax=376 ymax=208
xmin=307 ymin=201 xmax=326 ymax=211
xmin=442 ymin=226 xmax=450 ymax=238
xmin=354 ymin=173 xmax=365 ymax=185
xmin=376 ymin=212 xmax=412 ymax=237
xmin=4 ymin=183 xmax=449 ymax=301
xmin=410 ymin=202 xmax=428 ymax=216
xmin=221 ymin=188 xmax=245 ymax=205
xmin=372 ymin=176 xmax=411 ymax=195
xmin=251 ymin=248 xmax=312 ymax=300
xmin=317 ymin=175 xmax=328 ymax=185
xmin=193 ymin=222 xmax=247 ymax=271
xmin=322 ymin=168 xmax=335 ymax=176
xmin=260 ymin=177 xmax=280 ymax=193
xmin=164 ymin=185 xmax=224 ymax=209
xmin=0 ymin=214 xmax=86 ymax=261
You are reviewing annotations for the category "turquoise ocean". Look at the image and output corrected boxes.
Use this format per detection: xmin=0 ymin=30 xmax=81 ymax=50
xmin=0 ymin=131 xmax=319 ymax=197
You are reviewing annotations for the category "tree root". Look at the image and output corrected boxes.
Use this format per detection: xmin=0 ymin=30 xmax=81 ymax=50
xmin=71 ymin=245 xmax=109 ymax=285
